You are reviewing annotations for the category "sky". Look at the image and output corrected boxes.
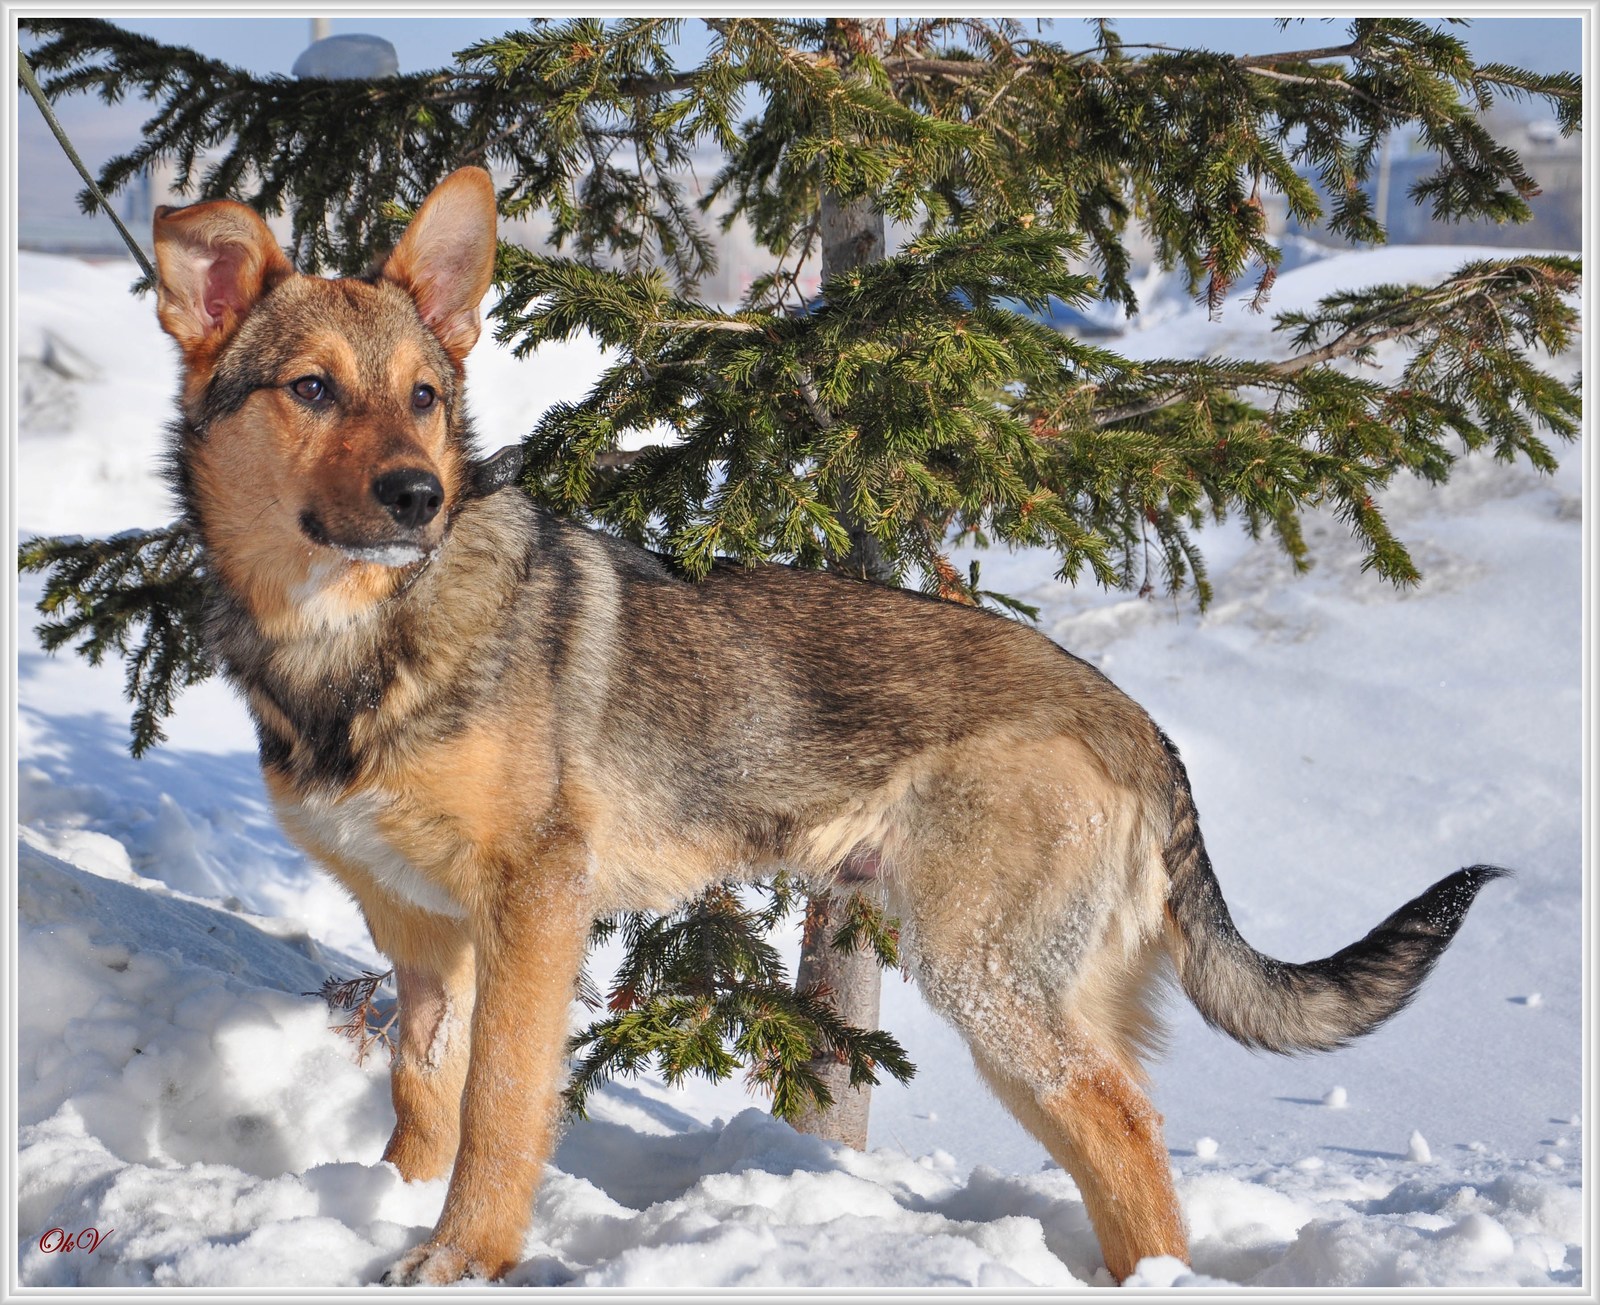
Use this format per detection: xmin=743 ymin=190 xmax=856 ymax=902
xmin=13 ymin=14 xmax=1587 ymax=240
xmin=24 ymin=14 xmax=1589 ymax=82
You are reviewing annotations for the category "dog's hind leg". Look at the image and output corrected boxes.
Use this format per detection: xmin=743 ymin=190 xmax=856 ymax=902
xmin=970 ymin=1033 xmax=1187 ymax=1284
xmin=910 ymin=919 xmax=1188 ymax=1283
xmin=902 ymin=872 xmax=1186 ymax=1279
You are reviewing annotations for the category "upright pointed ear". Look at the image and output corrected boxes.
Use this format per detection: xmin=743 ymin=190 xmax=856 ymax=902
xmin=152 ymin=200 xmax=293 ymax=357
xmin=379 ymin=167 xmax=498 ymax=366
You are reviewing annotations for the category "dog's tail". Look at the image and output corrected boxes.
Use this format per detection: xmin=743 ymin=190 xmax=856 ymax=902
xmin=1157 ymin=731 xmax=1507 ymax=1054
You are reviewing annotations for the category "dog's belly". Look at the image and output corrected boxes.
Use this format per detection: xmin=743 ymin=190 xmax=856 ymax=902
xmin=276 ymin=788 xmax=468 ymax=919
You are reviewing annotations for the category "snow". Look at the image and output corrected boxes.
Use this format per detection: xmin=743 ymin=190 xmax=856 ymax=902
xmin=12 ymin=242 xmax=1586 ymax=1289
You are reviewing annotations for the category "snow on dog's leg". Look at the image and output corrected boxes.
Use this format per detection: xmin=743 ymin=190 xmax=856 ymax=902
xmin=294 ymin=859 xmax=477 ymax=1185
xmin=381 ymin=946 xmax=474 ymax=1183
xmin=891 ymin=729 xmax=1185 ymax=1283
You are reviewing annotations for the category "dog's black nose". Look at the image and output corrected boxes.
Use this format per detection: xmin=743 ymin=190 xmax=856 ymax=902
xmin=372 ymin=469 xmax=444 ymax=530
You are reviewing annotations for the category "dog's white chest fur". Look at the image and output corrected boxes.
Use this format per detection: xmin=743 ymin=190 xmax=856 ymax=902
xmin=286 ymin=789 xmax=466 ymax=919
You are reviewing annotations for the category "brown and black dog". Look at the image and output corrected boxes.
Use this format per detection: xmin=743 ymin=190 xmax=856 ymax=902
xmin=151 ymin=166 xmax=1502 ymax=1285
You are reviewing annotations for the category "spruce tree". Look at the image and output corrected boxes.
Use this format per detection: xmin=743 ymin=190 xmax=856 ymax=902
xmin=18 ymin=17 xmax=1581 ymax=1143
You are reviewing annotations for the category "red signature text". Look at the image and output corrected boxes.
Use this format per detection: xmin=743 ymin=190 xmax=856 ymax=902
xmin=38 ymin=1227 xmax=113 ymax=1254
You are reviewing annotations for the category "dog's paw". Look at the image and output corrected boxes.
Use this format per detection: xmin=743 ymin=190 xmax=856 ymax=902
xmin=380 ymin=1241 xmax=482 ymax=1286
xmin=379 ymin=1140 xmax=455 ymax=1185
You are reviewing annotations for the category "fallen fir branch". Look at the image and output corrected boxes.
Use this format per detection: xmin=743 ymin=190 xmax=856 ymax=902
xmin=306 ymin=969 xmax=398 ymax=1067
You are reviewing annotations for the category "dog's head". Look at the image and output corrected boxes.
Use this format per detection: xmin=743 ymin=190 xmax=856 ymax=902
xmin=153 ymin=167 xmax=497 ymax=633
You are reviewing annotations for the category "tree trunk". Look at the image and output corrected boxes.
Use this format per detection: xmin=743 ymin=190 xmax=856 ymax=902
xmin=788 ymin=891 xmax=881 ymax=1147
xmin=788 ymin=18 xmax=890 ymax=1152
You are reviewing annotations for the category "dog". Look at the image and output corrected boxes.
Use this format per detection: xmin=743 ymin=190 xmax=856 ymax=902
xmin=150 ymin=166 xmax=1503 ymax=1285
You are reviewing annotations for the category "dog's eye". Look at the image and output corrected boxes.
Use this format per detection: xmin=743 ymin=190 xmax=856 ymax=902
xmin=289 ymin=376 xmax=331 ymax=406
xmin=412 ymin=384 xmax=438 ymax=412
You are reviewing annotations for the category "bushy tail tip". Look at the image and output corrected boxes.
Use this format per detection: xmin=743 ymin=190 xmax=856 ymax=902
xmin=1176 ymin=863 xmax=1509 ymax=1055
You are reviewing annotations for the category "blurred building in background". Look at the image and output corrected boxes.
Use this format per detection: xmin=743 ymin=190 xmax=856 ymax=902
xmin=1284 ymin=107 xmax=1583 ymax=251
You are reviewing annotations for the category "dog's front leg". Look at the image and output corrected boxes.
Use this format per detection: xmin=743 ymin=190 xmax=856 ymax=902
xmin=381 ymin=952 xmax=474 ymax=1182
xmin=347 ymin=895 xmax=475 ymax=1184
xmin=383 ymin=844 xmax=591 ymax=1286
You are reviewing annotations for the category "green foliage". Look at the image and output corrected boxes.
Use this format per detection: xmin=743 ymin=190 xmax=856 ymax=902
xmin=498 ymin=225 xmax=1131 ymax=598
xmin=24 ymin=14 xmax=1571 ymax=607
xmin=22 ymin=16 xmax=1580 ymax=294
xmin=566 ymin=881 xmax=913 ymax=1122
xmin=499 ymin=243 xmax=1578 ymax=604
xmin=18 ymin=526 xmax=208 ymax=754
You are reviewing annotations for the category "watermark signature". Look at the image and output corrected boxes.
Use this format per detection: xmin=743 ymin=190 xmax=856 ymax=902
xmin=38 ymin=1227 xmax=114 ymax=1254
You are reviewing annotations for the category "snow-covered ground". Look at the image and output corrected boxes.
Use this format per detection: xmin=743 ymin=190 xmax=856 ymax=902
xmin=12 ymin=243 xmax=1586 ymax=1290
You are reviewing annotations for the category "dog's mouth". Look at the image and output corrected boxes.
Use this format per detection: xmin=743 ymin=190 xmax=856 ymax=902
xmin=298 ymin=511 xmax=435 ymax=569
xmin=336 ymin=540 xmax=431 ymax=567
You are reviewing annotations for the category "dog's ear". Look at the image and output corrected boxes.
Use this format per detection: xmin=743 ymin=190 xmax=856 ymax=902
xmin=380 ymin=167 xmax=497 ymax=366
xmin=152 ymin=200 xmax=292 ymax=357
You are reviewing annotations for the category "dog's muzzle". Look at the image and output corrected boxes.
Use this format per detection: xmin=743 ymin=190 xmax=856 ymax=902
xmin=298 ymin=508 xmax=434 ymax=569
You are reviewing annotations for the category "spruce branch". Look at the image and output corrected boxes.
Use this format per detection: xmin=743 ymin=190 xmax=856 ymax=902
xmin=505 ymin=237 xmax=1578 ymax=602
xmin=18 ymin=525 xmax=211 ymax=755
xmin=565 ymin=881 xmax=912 ymax=1122
xmin=1094 ymin=256 xmax=1580 ymax=425
xmin=829 ymin=893 xmax=903 ymax=970
xmin=24 ymin=16 xmax=1576 ymax=302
